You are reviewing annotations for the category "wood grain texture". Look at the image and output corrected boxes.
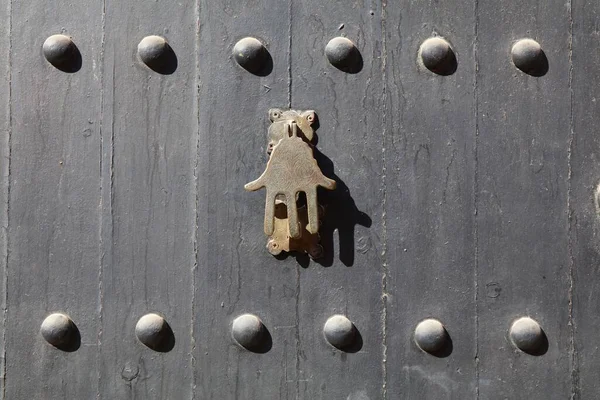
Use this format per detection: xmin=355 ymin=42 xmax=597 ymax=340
xmin=571 ymin=0 xmax=599 ymax=397
xmin=6 ymin=1 xmax=103 ymax=398
xmin=476 ymin=0 xmax=572 ymax=397
xmin=194 ymin=1 xmax=295 ymax=399
xmin=290 ymin=1 xmax=385 ymax=399
xmin=1 ymin=1 xmax=593 ymax=397
xmin=0 ymin=1 xmax=9 ymax=397
xmin=99 ymin=1 xmax=197 ymax=398
xmin=384 ymin=1 xmax=477 ymax=398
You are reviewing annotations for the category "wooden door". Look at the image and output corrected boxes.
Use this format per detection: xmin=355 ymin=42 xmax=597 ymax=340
xmin=0 ymin=0 xmax=592 ymax=398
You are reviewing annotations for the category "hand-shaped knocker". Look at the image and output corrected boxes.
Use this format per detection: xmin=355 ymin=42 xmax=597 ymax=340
xmin=245 ymin=112 xmax=336 ymax=257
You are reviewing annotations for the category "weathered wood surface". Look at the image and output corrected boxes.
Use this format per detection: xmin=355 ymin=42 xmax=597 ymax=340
xmin=476 ymin=0 xmax=572 ymax=397
xmin=99 ymin=0 xmax=197 ymax=398
xmin=572 ymin=0 xmax=600 ymax=398
xmin=0 ymin=0 xmax=9 ymax=397
xmin=291 ymin=2 xmax=385 ymax=399
xmin=6 ymin=0 xmax=103 ymax=398
xmin=194 ymin=1 xmax=295 ymax=399
xmin=1 ymin=0 xmax=598 ymax=398
xmin=384 ymin=1 xmax=477 ymax=398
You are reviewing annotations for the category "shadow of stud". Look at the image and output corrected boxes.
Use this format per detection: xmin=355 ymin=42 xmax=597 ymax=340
xmin=135 ymin=313 xmax=175 ymax=352
xmin=232 ymin=37 xmax=273 ymax=76
xmin=414 ymin=318 xmax=453 ymax=358
xmin=594 ymin=183 xmax=600 ymax=216
xmin=511 ymin=39 xmax=548 ymax=77
xmin=40 ymin=312 xmax=81 ymax=352
xmin=419 ymin=37 xmax=457 ymax=76
xmin=137 ymin=35 xmax=178 ymax=75
xmin=232 ymin=314 xmax=272 ymax=354
xmin=509 ymin=316 xmax=548 ymax=356
xmin=42 ymin=34 xmax=82 ymax=73
xmin=325 ymin=37 xmax=363 ymax=74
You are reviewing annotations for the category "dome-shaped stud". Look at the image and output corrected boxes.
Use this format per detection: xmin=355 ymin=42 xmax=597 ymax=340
xmin=135 ymin=313 xmax=175 ymax=352
xmin=414 ymin=318 xmax=450 ymax=355
xmin=40 ymin=313 xmax=80 ymax=351
xmin=42 ymin=34 xmax=82 ymax=73
xmin=323 ymin=314 xmax=357 ymax=350
xmin=232 ymin=314 xmax=272 ymax=353
xmin=137 ymin=35 xmax=177 ymax=75
xmin=511 ymin=39 xmax=548 ymax=77
xmin=325 ymin=37 xmax=363 ymax=74
xmin=509 ymin=316 xmax=548 ymax=355
xmin=232 ymin=37 xmax=272 ymax=76
xmin=418 ymin=37 xmax=457 ymax=76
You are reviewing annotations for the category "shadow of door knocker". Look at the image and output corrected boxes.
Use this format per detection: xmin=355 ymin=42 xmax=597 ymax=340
xmin=245 ymin=109 xmax=336 ymax=259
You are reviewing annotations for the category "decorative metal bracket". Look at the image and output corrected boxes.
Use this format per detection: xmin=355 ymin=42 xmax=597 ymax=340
xmin=245 ymin=109 xmax=336 ymax=259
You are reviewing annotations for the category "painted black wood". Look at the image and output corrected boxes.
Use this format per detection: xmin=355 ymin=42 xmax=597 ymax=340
xmin=291 ymin=2 xmax=384 ymax=399
xmin=0 ymin=0 xmax=595 ymax=399
xmin=384 ymin=1 xmax=477 ymax=398
xmin=571 ymin=0 xmax=600 ymax=398
xmin=0 ymin=1 xmax=8 ymax=397
xmin=476 ymin=0 xmax=572 ymax=397
xmin=6 ymin=1 xmax=103 ymax=398
xmin=194 ymin=1 xmax=295 ymax=399
xmin=99 ymin=1 xmax=196 ymax=398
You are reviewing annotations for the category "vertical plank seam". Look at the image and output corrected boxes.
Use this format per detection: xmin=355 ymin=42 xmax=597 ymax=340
xmin=294 ymin=268 xmax=301 ymax=399
xmin=567 ymin=0 xmax=577 ymax=397
xmin=1 ymin=1 xmax=11 ymax=397
xmin=191 ymin=0 xmax=201 ymax=397
xmin=473 ymin=0 xmax=480 ymax=397
xmin=287 ymin=0 xmax=292 ymax=108
xmin=97 ymin=0 xmax=107 ymax=398
xmin=288 ymin=1 xmax=301 ymax=396
xmin=380 ymin=0 xmax=388 ymax=398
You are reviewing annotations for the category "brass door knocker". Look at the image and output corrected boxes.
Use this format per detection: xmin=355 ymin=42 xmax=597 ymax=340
xmin=245 ymin=109 xmax=336 ymax=258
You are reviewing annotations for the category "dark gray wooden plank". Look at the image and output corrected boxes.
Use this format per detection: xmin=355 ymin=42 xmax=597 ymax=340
xmin=476 ymin=0 xmax=572 ymax=397
xmin=194 ymin=1 xmax=294 ymax=398
xmin=384 ymin=2 xmax=477 ymax=398
xmin=571 ymin=1 xmax=600 ymax=397
xmin=0 ymin=0 xmax=9 ymax=396
xmin=99 ymin=2 xmax=196 ymax=398
xmin=6 ymin=2 xmax=103 ymax=398
xmin=290 ymin=2 xmax=384 ymax=399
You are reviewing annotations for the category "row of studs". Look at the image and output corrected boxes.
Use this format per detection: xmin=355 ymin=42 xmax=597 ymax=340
xmin=41 ymin=312 xmax=547 ymax=355
xmin=42 ymin=34 xmax=547 ymax=77
xmin=238 ymin=36 xmax=548 ymax=76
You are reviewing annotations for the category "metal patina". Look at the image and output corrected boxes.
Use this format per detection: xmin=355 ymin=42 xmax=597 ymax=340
xmin=246 ymin=113 xmax=335 ymax=257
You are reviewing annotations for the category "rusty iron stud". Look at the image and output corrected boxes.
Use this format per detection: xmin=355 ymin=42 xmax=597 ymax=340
xmin=232 ymin=37 xmax=270 ymax=75
xmin=325 ymin=37 xmax=362 ymax=73
xmin=232 ymin=314 xmax=270 ymax=353
xmin=135 ymin=313 xmax=173 ymax=351
xmin=137 ymin=35 xmax=177 ymax=74
xmin=323 ymin=315 xmax=356 ymax=350
xmin=509 ymin=316 xmax=545 ymax=354
xmin=40 ymin=313 xmax=78 ymax=350
xmin=414 ymin=318 xmax=449 ymax=354
xmin=419 ymin=37 xmax=457 ymax=75
xmin=137 ymin=35 xmax=167 ymax=65
xmin=511 ymin=39 xmax=547 ymax=76
xmin=42 ymin=34 xmax=81 ymax=73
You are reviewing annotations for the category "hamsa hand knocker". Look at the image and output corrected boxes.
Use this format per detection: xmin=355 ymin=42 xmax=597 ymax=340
xmin=245 ymin=109 xmax=336 ymax=258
